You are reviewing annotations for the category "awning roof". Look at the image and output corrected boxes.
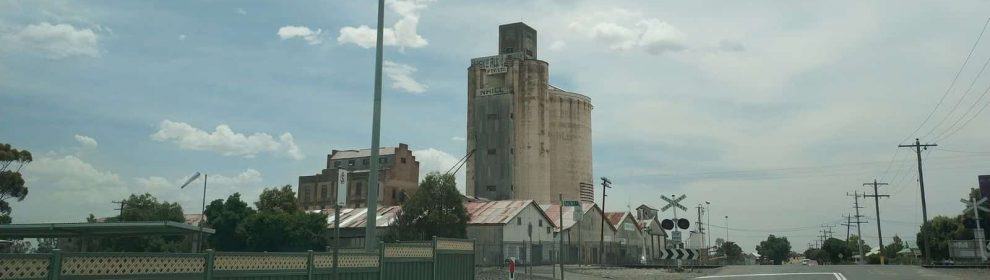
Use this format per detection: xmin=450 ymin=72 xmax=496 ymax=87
xmin=0 ymin=221 xmax=215 ymax=238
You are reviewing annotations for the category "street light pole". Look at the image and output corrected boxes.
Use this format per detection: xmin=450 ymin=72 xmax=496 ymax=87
xmin=724 ymin=216 xmax=728 ymax=242
xmin=179 ymin=172 xmax=207 ymax=252
xmin=364 ymin=0 xmax=386 ymax=252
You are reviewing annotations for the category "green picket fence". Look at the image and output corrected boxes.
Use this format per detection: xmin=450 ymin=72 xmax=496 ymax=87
xmin=0 ymin=238 xmax=474 ymax=280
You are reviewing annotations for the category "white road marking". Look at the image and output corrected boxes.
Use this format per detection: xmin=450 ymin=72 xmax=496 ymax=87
xmin=696 ymin=272 xmax=848 ymax=280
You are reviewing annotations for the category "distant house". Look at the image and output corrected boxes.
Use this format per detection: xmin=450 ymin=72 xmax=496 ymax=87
xmin=635 ymin=204 xmax=667 ymax=261
xmin=605 ymin=212 xmax=646 ymax=264
xmin=540 ymin=202 xmax=614 ymax=264
xmin=465 ymin=200 xmax=555 ymax=265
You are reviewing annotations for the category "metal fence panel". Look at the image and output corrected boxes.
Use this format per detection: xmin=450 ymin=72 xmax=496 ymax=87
xmin=59 ymin=252 xmax=205 ymax=280
xmin=434 ymin=238 xmax=474 ymax=280
xmin=380 ymin=242 xmax=433 ymax=280
xmin=0 ymin=254 xmax=50 ymax=280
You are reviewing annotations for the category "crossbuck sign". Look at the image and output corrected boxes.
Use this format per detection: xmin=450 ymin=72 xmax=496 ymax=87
xmin=661 ymin=194 xmax=688 ymax=212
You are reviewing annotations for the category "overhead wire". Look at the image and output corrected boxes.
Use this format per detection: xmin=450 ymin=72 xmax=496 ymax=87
xmin=896 ymin=17 xmax=990 ymax=145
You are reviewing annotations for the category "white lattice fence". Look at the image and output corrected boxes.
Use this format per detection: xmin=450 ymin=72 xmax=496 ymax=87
xmin=383 ymin=245 xmax=433 ymax=258
xmin=213 ymin=254 xmax=307 ymax=271
xmin=435 ymin=240 xmax=474 ymax=252
xmin=61 ymin=255 xmax=204 ymax=276
xmin=313 ymin=254 xmax=379 ymax=269
xmin=0 ymin=257 xmax=49 ymax=280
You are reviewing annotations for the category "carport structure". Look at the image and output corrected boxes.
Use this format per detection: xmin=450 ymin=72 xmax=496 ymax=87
xmin=0 ymin=221 xmax=214 ymax=252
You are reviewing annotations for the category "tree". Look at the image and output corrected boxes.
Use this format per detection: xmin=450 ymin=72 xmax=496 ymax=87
xmin=204 ymin=193 xmax=256 ymax=251
xmin=755 ymin=234 xmax=792 ymax=265
xmin=846 ymin=235 xmax=871 ymax=259
xmin=384 ymin=172 xmax=469 ymax=241
xmin=821 ymin=237 xmax=851 ymax=264
xmin=240 ymin=186 xmax=328 ymax=251
xmin=255 ymin=185 xmax=298 ymax=212
xmin=883 ymin=235 xmax=904 ymax=260
xmin=917 ymin=215 xmax=967 ymax=261
xmin=87 ymin=193 xmax=186 ymax=252
xmin=717 ymin=241 xmax=744 ymax=264
xmin=0 ymin=143 xmax=32 ymax=224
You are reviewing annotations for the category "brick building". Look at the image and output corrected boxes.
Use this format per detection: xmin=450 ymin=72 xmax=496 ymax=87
xmin=297 ymin=143 xmax=419 ymax=209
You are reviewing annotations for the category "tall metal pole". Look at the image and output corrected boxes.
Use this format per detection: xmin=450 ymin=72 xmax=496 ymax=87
xmin=200 ymin=174 xmax=207 ymax=251
xmin=559 ymin=193 xmax=565 ymax=280
xmin=364 ymin=0 xmax=386 ymax=252
xmin=333 ymin=203 xmax=341 ymax=278
xmin=724 ymin=216 xmax=728 ymax=241
xmin=854 ymin=192 xmax=864 ymax=265
xmin=898 ymin=138 xmax=936 ymax=264
xmin=598 ymin=177 xmax=610 ymax=266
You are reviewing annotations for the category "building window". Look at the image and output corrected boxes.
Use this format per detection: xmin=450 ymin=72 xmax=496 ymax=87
xmin=334 ymin=161 xmax=341 ymax=167
xmin=487 ymin=113 xmax=498 ymax=120
xmin=516 ymin=217 xmax=521 ymax=225
xmin=401 ymin=157 xmax=407 ymax=164
xmin=487 ymin=149 xmax=496 ymax=155
xmin=539 ymin=220 xmax=543 ymax=227
xmin=363 ymin=159 xmax=369 ymax=165
xmin=547 ymin=227 xmax=551 ymax=234
xmin=510 ymin=148 xmax=513 ymax=154
xmin=486 ymin=185 xmax=496 ymax=192
xmin=348 ymin=160 xmax=355 ymax=166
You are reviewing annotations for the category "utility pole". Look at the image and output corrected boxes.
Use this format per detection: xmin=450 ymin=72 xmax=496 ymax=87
xmin=847 ymin=191 xmax=868 ymax=264
xmin=559 ymin=193 xmax=565 ymax=280
xmin=696 ymin=203 xmax=705 ymax=253
xmin=825 ymin=224 xmax=834 ymax=239
xmin=864 ymin=179 xmax=890 ymax=265
xmin=598 ymin=177 xmax=611 ymax=266
xmin=111 ymin=200 xmax=127 ymax=221
xmin=898 ymin=138 xmax=936 ymax=264
xmin=841 ymin=214 xmax=852 ymax=241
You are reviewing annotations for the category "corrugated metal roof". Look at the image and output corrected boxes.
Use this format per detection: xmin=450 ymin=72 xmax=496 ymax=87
xmin=465 ymin=200 xmax=550 ymax=225
xmin=308 ymin=206 xmax=402 ymax=228
xmin=605 ymin=212 xmax=643 ymax=232
xmin=330 ymin=147 xmax=396 ymax=160
xmin=539 ymin=202 xmax=612 ymax=232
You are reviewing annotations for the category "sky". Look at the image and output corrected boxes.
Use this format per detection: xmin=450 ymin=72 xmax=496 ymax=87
xmin=2 ymin=0 xmax=990 ymax=253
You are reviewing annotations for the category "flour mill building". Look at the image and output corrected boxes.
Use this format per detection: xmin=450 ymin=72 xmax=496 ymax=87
xmin=465 ymin=22 xmax=594 ymax=204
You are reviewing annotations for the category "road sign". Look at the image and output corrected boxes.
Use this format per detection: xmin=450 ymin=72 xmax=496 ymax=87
xmin=671 ymin=231 xmax=682 ymax=242
xmin=563 ymin=200 xmax=582 ymax=223
xmin=661 ymin=194 xmax=688 ymax=212
xmin=658 ymin=248 xmax=699 ymax=260
xmin=336 ymin=170 xmax=348 ymax=206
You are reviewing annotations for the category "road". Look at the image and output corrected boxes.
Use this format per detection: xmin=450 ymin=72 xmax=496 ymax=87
xmin=698 ymin=265 xmax=987 ymax=280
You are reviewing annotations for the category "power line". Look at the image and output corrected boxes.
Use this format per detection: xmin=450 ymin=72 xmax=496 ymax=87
xmin=921 ymin=39 xmax=990 ymax=140
xmin=897 ymin=17 xmax=990 ymax=145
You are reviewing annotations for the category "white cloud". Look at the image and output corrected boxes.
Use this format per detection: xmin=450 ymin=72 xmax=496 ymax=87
xmin=548 ymin=40 xmax=566 ymax=51
xmin=17 ymin=153 xmax=127 ymax=222
xmin=1 ymin=22 xmax=99 ymax=58
xmin=277 ymin=25 xmax=323 ymax=45
xmin=178 ymin=34 xmax=187 ymax=41
xmin=150 ymin=120 xmax=305 ymax=160
xmin=235 ymin=8 xmax=247 ymax=15
xmin=413 ymin=148 xmax=465 ymax=193
xmin=451 ymin=136 xmax=465 ymax=141
xmin=337 ymin=0 xmax=431 ymax=49
xmin=74 ymin=134 xmax=97 ymax=149
xmin=571 ymin=10 xmax=685 ymax=54
xmin=383 ymin=60 xmax=427 ymax=93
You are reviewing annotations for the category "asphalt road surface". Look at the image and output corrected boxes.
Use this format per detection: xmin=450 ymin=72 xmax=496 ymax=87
xmin=698 ymin=265 xmax=987 ymax=280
